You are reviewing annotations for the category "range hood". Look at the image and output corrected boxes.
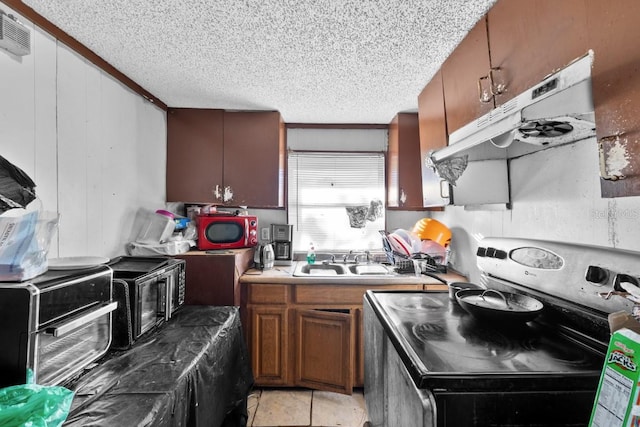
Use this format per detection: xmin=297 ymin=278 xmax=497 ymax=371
xmin=430 ymin=51 xmax=595 ymax=165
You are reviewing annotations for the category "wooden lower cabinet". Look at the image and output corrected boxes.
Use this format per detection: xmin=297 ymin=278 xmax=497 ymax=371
xmin=244 ymin=282 xmax=426 ymax=394
xmin=250 ymin=306 xmax=290 ymax=386
xmin=295 ymin=308 xmax=354 ymax=394
xmin=177 ymin=248 xmax=254 ymax=306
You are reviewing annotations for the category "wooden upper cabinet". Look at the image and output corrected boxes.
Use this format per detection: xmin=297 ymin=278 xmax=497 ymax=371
xmin=585 ymin=0 xmax=640 ymax=197
xmin=386 ymin=113 xmax=423 ymax=209
xmin=417 ymin=70 xmax=449 ymax=208
xmin=166 ymin=109 xmax=285 ymax=207
xmin=441 ymin=0 xmax=590 ymax=135
xmin=441 ymin=16 xmax=494 ymax=134
xmin=166 ymin=108 xmax=224 ymax=203
xmin=487 ymin=0 xmax=589 ymax=106
xmin=223 ymin=111 xmax=285 ymax=207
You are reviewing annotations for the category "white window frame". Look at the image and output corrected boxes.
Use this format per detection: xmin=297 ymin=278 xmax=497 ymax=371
xmin=287 ymin=151 xmax=386 ymax=252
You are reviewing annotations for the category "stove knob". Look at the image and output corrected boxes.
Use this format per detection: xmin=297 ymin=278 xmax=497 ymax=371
xmin=613 ymin=273 xmax=640 ymax=292
xmin=585 ymin=265 xmax=609 ymax=284
xmin=494 ymin=250 xmax=507 ymax=259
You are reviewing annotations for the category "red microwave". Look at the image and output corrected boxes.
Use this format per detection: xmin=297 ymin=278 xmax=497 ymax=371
xmin=196 ymin=214 xmax=258 ymax=250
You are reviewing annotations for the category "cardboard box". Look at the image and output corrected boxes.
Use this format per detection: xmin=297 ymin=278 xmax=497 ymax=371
xmin=590 ymin=328 xmax=640 ymax=427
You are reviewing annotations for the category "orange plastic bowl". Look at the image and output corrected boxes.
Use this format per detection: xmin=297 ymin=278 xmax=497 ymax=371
xmin=411 ymin=218 xmax=451 ymax=247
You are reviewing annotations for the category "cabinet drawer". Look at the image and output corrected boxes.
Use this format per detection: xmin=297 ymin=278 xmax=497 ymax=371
xmin=249 ymin=284 xmax=289 ymax=304
xmin=424 ymin=284 xmax=448 ymax=292
xmin=294 ymin=284 xmax=422 ymax=305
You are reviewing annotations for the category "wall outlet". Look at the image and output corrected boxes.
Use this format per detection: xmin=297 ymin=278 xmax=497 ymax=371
xmin=261 ymin=227 xmax=270 ymax=241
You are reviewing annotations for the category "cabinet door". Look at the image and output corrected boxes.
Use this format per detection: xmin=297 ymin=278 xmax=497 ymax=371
xmin=178 ymin=253 xmax=236 ymax=306
xmin=178 ymin=249 xmax=254 ymax=306
xmin=223 ymin=111 xmax=285 ymax=207
xmin=295 ymin=308 xmax=354 ymax=394
xmin=586 ymin=0 xmax=640 ymax=197
xmin=251 ymin=306 xmax=290 ymax=386
xmin=387 ymin=113 xmax=423 ymax=209
xmin=166 ymin=108 xmax=224 ymax=203
xmin=418 ymin=70 xmax=449 ymax=208
xmin=488 ymin=0 xmax=589 ymax=106
xmin=442 ymin=16 xmax=494 ymax=134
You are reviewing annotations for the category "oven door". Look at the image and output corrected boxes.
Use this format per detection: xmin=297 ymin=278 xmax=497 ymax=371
xmin=38 ymin=301 xmax=117 ymax=386
xmin=135 ymin=277 xmax=165 ymax=338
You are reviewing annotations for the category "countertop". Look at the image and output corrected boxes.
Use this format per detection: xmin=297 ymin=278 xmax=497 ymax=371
xmin=240 ymin=261 xmax=466 ymax=286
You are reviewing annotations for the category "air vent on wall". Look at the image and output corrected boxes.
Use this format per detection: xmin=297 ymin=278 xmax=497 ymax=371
xmin=0 ymin=12 xmax=30 ymax=56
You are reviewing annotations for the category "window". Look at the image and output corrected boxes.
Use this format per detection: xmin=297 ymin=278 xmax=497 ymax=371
xmin=288 ymin=152 xmax=385 ymax=252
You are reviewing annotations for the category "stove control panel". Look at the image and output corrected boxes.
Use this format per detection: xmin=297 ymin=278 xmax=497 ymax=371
xmin=477 ymin=237 xmax=640 ymax=314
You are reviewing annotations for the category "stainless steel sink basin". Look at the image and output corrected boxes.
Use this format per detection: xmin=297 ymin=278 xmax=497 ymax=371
xmin=347 ymin=264 xmax=392 ymax=275
xmin=292 ymin=262 xmax=395 ymax=277
xmin=294 ymin=263 xmax=348 ymax=276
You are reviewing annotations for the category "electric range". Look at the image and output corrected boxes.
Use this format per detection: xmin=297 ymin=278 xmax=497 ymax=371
xmin=364 ymin=237 xmax=640 ymax=426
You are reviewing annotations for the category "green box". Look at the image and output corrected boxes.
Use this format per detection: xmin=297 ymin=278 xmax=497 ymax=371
xmin=590 ymin=328 xmax=640 ymax=427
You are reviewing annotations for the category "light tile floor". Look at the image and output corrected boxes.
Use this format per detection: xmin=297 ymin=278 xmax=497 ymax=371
xmin=248 ymin=388 xmax=369 ymax=427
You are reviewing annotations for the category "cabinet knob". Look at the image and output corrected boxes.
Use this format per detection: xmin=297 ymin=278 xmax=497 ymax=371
xmin=477 ymin=75 xmax=493 ymax=103
xmin=489 ymin=67 xmax=506 ymax=96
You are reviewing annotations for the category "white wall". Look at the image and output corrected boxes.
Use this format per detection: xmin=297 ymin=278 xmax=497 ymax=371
xmin=432 ymin=138 xmax=640 ymax=283
xmin=0 ymin=3 xmax=167 ymax=258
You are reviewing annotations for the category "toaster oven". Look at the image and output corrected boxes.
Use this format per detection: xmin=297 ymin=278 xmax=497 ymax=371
xmin=109 ymin=256 xmax=185 ymax=350
xmin=0 ymin=266 xmax=116 ymax=388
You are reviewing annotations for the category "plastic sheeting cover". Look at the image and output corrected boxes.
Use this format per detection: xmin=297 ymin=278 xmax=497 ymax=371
xmin=63 ymin=306 xmax=254 ymax=426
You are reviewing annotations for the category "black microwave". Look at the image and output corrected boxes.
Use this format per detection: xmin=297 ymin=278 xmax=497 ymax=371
xmin=109 ymin=257 xmax=185 ymax=350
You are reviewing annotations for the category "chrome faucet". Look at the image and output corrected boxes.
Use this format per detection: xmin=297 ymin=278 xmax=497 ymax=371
xmin=321 ymin=254 xmax=337 ymax=264
xmin=354 ymin=251 xmax=371 ymax=264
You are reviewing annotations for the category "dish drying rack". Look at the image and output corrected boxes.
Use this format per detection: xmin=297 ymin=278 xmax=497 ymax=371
xmin=380 ymin=231 xmax=448 ymax=274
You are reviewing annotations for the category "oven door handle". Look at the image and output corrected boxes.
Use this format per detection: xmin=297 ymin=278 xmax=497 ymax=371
xmin=45 ymin=302 xmax=118 ymax=337
xmin=157 ymin=276 xmax=172 ymax=321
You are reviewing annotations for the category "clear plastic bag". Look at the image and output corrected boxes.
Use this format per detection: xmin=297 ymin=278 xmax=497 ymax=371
xmin=126 ymin=239 xmax=193 ymax=256
xmin=0 ymin=200 xmax=59 ymax=281
xmin=0 ymin=383 xmax=74 ymax=427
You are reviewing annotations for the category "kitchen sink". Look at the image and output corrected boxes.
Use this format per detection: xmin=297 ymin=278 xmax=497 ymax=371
xmin=292 ymin=262 xmax=395 ymax=277
xmin=294 ymin=263 xmax=348 ymax=276
xmin=347 ymin=264 xmax=392 ymax=275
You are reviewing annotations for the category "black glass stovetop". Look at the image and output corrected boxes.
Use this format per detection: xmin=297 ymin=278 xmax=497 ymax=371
xmin=367 ymin=290 xmax=605 ymax=392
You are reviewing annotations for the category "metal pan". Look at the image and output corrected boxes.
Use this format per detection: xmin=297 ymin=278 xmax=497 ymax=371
xmin=455 ymin=289 xmax=544 ymax=323
xmin=448 ymin=281 xmax=484 ymax=301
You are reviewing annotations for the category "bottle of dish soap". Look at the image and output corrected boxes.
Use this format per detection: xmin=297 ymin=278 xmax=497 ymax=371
xmin=306 ymin=242 xmax=316 ymax=264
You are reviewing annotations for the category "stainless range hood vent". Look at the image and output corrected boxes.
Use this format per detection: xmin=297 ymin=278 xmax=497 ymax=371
xmin=431 ymin=51 xmax=595 ymax=166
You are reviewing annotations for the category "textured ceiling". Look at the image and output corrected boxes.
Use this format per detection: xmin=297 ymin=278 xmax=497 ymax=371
xmin=22 ymin=0 xmax=496 ymax=124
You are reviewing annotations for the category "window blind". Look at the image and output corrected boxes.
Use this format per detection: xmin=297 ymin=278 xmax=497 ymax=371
xmin=288 ymin=152 xmax=385 ymax=252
